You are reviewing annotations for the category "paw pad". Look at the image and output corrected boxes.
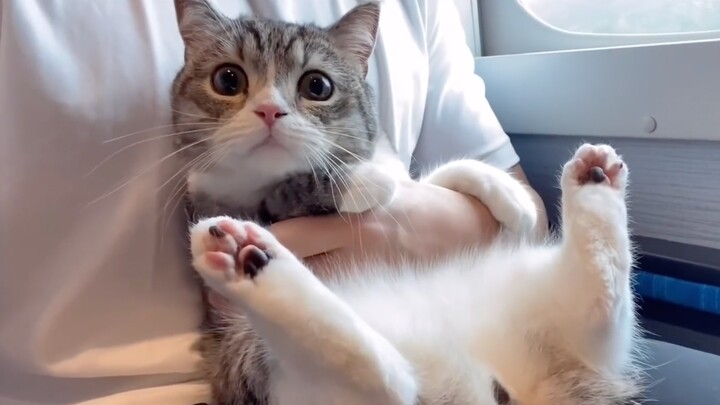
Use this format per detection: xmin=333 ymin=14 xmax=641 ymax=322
xmin=240 ymin=246 xmax=271 ymax=278
xmin=589 ymin=166 xmax=605 ymax=184
xmin=566 ymin=144 xmax=627 ymax=189
xmin=208 ymin=225 xmax=226 ymax=238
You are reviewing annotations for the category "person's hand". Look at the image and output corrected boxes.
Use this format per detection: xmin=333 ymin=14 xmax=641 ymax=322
xmin=270 ymin=179 xmax=516 ymax=274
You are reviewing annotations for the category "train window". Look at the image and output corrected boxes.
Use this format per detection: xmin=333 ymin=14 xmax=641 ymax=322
xmin=520 ymin=0 xmax=720 ymax=35
xmin=450 ymin=0 xmax=720 ymax=265
xmin=463 ymin=0 xmax=720 ymax=56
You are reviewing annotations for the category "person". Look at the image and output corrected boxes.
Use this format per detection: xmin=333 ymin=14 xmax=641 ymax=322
xmin=0 ymin=1 xmax=548 ymax=404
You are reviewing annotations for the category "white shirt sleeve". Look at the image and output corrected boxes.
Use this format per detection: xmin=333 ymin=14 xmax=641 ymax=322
xmin=411 ymin=0 xmax=520 ymax=171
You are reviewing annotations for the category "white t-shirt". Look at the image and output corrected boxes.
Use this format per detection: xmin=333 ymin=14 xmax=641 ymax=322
xmin=0 ymin=1 xmax=518 ymax=404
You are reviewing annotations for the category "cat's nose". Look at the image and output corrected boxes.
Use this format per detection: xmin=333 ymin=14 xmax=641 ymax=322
xmin=254 ymin=104 xmax=288 ymax=128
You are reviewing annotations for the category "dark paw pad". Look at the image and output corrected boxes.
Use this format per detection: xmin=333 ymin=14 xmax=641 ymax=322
xmin=242 ymin=246 xmax=270 ymax=278
xmin=493 ymin=379 xmax=511 ymax=404
xmin=589 ymin=166 xmax=605 ymax=183
xmin=208 ymin=225 xmax=226 ymax=238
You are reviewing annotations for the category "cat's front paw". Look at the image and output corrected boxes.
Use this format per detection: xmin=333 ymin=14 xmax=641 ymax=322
xmin=190 ymin=217 xmax=292 ymax=300
xmin=338 ymin=163 xmax=397 ymax=213
xmin=562 ymin=144 xmax=628 ymax=192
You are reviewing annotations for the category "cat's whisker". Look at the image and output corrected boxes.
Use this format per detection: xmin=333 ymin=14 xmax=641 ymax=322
xmin=324 ymin=152 xmax=393 ymax=233
xmin=324 ymin=154 xmax=373 ymax=215
xmin=86 ymin=137 xmax=209 ymax=206
xmin=313 ymin=137 xmax=369 ymax=165
xmin=170 ymin=108 xmax=228 ymax=122
xmin=313 ymin=150 xmax=365 ymax=226
xmin=313 ymin=150 xmax=361 ymax=248
xmin=313 ymin=149 xmax=355 ymax=227
xmin=323 ymin=150 xmax=409 ymax=239
xmin=320 ymin=128 xmax=377 ymax=141
xmin=103 ymin=122 xmax=222 ymax=144
xmin=160 ymin=147 xmax=226 ymax=242
xmin=306 ymin=148 xmax=345 ymax=220
xmin=321 ymin=125 xmax=376 ymax=133
xmin=211 ymin=142 xmax=236 ymax=171
xmin=158 ymin=146 xmax=225 ymax=245
xmin=320 ymin=130 xmax=375 ymax=142
xmin=159 ymin=175 xmax=190 ymax=248
xmin=155 ymin=147 xmax=212 ymax=196
xmin=301 ymin=151 xmax=323 ymax=199
xmin=87 ymin=127 xmax=217 ymax=177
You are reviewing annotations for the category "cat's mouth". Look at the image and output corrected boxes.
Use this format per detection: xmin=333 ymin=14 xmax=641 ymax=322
xmin=251 ymin=133 xmax=287 ymax=152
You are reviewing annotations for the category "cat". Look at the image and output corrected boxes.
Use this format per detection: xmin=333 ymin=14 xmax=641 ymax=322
xmin=171 ymin=1 xmax=542 ymax=403
xmin=190 ymin=142 xmax=644 ymax=404
xmin=171 ymin=0 xmax=394 ymax=225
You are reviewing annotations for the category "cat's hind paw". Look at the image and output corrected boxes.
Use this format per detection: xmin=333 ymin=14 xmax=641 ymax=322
xmin=423 ymin=159 xmax=538 ymax=237
xmin=562 ymin=144 xmax=628 ymax=192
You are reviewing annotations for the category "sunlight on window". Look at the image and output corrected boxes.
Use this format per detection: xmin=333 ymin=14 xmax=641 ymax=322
xmin=520 ymin=0 xmax=720 ymax=34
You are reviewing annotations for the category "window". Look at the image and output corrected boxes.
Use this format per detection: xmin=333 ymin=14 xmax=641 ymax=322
xmin=460 ymin=0 xmax=720 ymax=268
xmin=476 ymin=0 xmax=720 ymax=56
xmin=520 ymin=0 xmax=720 ymax=35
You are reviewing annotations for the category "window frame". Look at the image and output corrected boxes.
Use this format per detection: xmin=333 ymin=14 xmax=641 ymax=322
xmin=460 ymin=0 xmax=720 ymax=258
xmin=478 ymin=0 xmax=720 ymax=56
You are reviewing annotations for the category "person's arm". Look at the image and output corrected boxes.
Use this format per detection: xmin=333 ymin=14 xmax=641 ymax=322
xmin=412 ymin=0 xmax=548 ymax=235
xmin=271 ymin=178 xmax=503 ymax=272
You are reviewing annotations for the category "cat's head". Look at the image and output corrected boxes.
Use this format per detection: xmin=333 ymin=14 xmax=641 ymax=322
xmin=171 ymin=0 xmax=381 ymax=185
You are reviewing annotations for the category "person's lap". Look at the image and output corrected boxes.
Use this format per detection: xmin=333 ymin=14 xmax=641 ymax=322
xmin=644 ymin=339 xmax=720 ymax=404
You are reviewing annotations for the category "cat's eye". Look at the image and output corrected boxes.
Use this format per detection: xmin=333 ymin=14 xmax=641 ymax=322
xmin=298 ymin=71 xmax=333 ymax=101
xmin=211 ymin=64 xmax=248 ymax=97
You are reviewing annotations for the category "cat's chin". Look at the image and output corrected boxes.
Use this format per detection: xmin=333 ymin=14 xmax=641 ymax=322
xmin=250 ymin=136 xmax=290 ymax=154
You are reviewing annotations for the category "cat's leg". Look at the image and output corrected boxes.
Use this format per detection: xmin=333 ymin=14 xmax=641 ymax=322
xmin=421 ymin=159 xmax=538 ymax=237
xmin=487 ymin=144 xmax=639 ymax=405
xmin=190 ymin=217 xmax=418 ymax=405
xmin=557 ymin=143 xmax=634 ymax=337
xmin=554 ymin=143 xmax=640 ymax=373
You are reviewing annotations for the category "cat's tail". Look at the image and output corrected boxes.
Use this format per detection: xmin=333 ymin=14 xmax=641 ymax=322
xmin=421 ymin=159 xmax=538 ymax=239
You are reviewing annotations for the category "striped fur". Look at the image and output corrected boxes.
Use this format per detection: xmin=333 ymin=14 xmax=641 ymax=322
xmin=171 ymin=1 xmax=383 ymax=403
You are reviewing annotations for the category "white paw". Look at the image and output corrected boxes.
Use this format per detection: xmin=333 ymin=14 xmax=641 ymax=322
xmin=189 ymin=216 xmax=294 ymax=302
xmin=562 ymin=143 xmax=628 ymax=192
xmin=484 ymin=179 xmax=538 ymax=236
xmin=338 ymin=162 xmax=397 ymax=213
xmin=423 ymin=160 xmax=538 ymax=236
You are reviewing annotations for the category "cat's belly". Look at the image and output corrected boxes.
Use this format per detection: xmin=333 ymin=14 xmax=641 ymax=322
xmin=397 ymin=339 xmax=497 ymax=404
xmin=328 ymin=259 xmax=503 ymax=403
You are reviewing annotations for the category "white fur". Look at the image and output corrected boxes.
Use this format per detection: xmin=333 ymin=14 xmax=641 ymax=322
xmin=338 ymin=162 xmax=398 ymax=213
xmin=190 ymin=144 xmax=638 ymax=404
xmin=422 ymin=159 xmax=539 ymax=236
xmin=340 ymin=157 xmax=538 ymax=231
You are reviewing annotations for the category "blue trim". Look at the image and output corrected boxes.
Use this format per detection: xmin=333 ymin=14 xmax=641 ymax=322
xmin=635 ymin=253 xmax=720 ymax=316
xmin=638 ymin=254 xmax=720 ymax=288
xmin=636 ymin=271 xmax=720 ymax=316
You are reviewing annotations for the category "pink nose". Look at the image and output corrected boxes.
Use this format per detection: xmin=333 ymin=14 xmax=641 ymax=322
xmin=254 ymin=104 xmax=288 ymax=127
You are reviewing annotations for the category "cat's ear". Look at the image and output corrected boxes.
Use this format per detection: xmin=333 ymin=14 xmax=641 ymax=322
xmin=174 ymin=0 xmax=227 ymax=47
xmin=327 ymin=2 xmax=381 ymax=76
